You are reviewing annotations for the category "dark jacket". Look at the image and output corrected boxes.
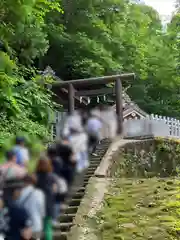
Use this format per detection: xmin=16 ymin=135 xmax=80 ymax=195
xmin=51 ymin=156 xmax=63 ymax=177
xmin=56 ymin=143 xmax=76 ymax=185
xmin=36 ymin=172 xmax=56 ymax=218
xmin=3 ymin=202 xmax=32 ymax=240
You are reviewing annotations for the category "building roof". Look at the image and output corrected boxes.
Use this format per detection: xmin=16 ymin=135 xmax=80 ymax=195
xmin=112 ymin=88 xmax=147 ymax=118
xmin=123 ymin=106 xmax=147 ymax=118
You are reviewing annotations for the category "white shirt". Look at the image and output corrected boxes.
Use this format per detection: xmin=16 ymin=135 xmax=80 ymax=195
xmin=69 ymin=132 xmax=88 ymax=154
xmin=63 ymin=113 xmax=82 ymax=136
xmin=18 ymin=185 xmax=45 ymax=233
xmin=69 ymin=133 xmax=89 ymax=173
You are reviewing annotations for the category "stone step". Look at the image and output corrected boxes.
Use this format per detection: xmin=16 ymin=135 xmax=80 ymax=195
xmin=91 ymin=156 xmax=102 ymax=160
xmin=85 ymin=172 xmax=95 ymax=176
xmin=88 ymin=165 xmax=98 ymax=169
xmin=86 ymin=170 xmax=96 ymax=174
xmin=91 ymin=158 xmax=102 ymax=161
xmin=59 ymin=213 xmax=76 ymax=223
xmin=87 ymin=167 xmax=97 ymax=171
xmin=83 ymin=175 xmax=92 ymax=181
xmin=88 ymin=165 xmax=99 ymax=169
xmin=84 ymin=173 xmax=91 ymax=177
xmin=83 ymin=181 xmax=89 ymax=186
xmin=77 ymin=187 xmax=86 ymax=192
xmin=69 ymin=198 xmax=82 ymax=207
xmin=53 ymin=222 xmax=74 ymax=231
xmin=96 ymin=144 xmax=109 ymax=148
xmin=53 ymin=231 xmax=67 ymax=240
xmin=65 ymin=206 xmax=78 ymax=214
xmin=91 ymin=157 xmax=102 ymax=160
xmin=89 ymin=163 xmax=99 ymax=167
xmin=73 ymin=193 xmax=85 ymax=199
xmin=88 ymin=164 xmax=99 ymax=167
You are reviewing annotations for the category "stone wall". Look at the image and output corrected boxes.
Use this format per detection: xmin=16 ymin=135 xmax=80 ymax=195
xmin=108 ymin=138 xmax=180 ymax=178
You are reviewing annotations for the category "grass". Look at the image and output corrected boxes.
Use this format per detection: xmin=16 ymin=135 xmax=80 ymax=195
xmin=96 ymin=178 xmax=180 ymax=240
xmin=95 ymin=177 xmax=180 ymax=240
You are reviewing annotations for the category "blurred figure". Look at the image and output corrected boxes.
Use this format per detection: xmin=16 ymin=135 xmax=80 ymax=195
xmin=65 ymin=126 xmax=88 ymax=204
xmin=13 ymin=137 xmax=30 ymax=168
xmin=86 ymin=109 xmax=102 ymax=156
xmin=110 ymin=106 xmax=118 ymax=138
xmin=63 ymin=111 xmax=82 ymax=137
xmin=56 ymin=137 xmax=76 ymax=188
xmin=99 ymin=105 xmax=109 ymax=139
xmin=47 ymin=144 xmax=63 ymax=177
xmin=52 ymin=137 xmax=76 ymax=212
xmin=35 ymin=156 xmax=57 ymax=240
xmin=3 ymin=179 xmax=32 ymax=240
xmin=0 ymin=191 xmax=7 ymax=239
xmin=79 ymin=108 xmax=89 ymax=127
xmin=104 ymin=106 xmax=117 ymax=139
xmin=17 ymin=175 xmax=45 ymax=239
xmin=47 ymin=144 xmax=68 ymax=225
xmin=69 ymin=126 xmax=89 ymax=173
xmin=0 ymin=150 xmax=27 ymax=180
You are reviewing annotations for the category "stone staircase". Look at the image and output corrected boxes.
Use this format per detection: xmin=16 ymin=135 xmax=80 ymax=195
xmin=52 ymin=139 xmax=111 ymax=240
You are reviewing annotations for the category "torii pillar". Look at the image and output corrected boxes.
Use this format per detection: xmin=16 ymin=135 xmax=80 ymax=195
xmin=68 ymin=84 xmax=75 ymax=114
xmin=115 ymin=78 xmax=123 ymax=135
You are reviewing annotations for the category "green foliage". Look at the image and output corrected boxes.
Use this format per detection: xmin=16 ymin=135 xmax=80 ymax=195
xmin=41 ymin=0 xmax=180 ymax=117
xmin=0 ymin=0 xmax=179 ymax=150
xmin=0 ymin=0 xmax=63 ymax=147
xmin=0 ymin=0 xmax=62 ymax=65
xmin=0 ymin=52 xmax=57 ymax=122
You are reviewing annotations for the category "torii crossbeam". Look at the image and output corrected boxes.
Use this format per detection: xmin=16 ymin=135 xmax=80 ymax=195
xmin=52 ymin=73 xmax=135 ymax=134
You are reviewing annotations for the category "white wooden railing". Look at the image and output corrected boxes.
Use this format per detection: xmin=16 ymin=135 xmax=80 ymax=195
xmin=123 ymin=114 xmax=180 ymax=139
xmin=148 ymin=114 xmax=180 ymax=139
xmin=50 ymin=112 xmax=180 ymax=140
xmin=50 ymin=111 xmax=67 ymax=140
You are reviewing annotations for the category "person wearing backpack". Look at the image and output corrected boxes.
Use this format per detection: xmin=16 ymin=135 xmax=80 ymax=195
xmin=35 ymin=156 xmax=58 ymax=240
xmin=0 ymin=150 xmax=27 ymax=181
xmin=13 ymin=137 xmax=30 ymax=168
xmin=16 ymin=175 xmax=45 ymax=240
xmin=3 ymin=179 xmax=33 ymax=240
xmin=86 ymin=110 xmax=102 ymax=156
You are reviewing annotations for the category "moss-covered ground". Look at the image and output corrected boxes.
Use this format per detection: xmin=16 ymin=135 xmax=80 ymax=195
xmin=95 ymin=177 xmax=180 ymax=240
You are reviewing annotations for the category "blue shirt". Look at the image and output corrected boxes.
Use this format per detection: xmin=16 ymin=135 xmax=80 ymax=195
xmin=87 ymin=117 xmax=102 ymax=133
xmin=13 ymin=146 xmax=29 ymax=167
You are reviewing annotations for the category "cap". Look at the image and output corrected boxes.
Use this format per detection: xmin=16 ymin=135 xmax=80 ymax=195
xmin=16 ymin=136 xmax=26 ymax=144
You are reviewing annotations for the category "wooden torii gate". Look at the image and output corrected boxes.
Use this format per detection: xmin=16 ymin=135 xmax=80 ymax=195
xmin=52 ymin=73 xmax=135 ymax=134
